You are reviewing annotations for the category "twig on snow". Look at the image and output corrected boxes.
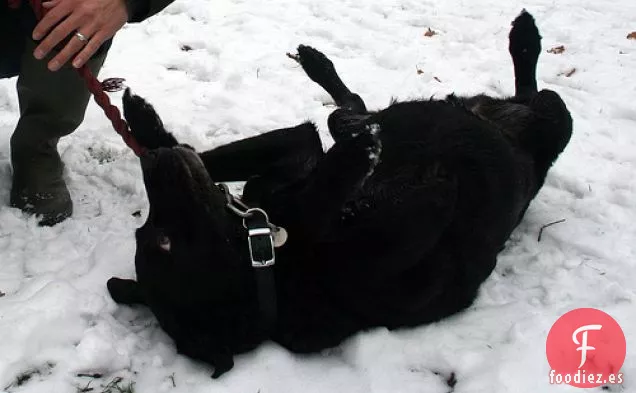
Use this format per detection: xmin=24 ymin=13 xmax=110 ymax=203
xmin=538 ymin=219 xmax=566 ymax=242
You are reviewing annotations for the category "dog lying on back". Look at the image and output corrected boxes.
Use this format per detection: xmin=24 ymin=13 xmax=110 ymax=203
xmin=108 ymin=11 xmax=572 ymax=377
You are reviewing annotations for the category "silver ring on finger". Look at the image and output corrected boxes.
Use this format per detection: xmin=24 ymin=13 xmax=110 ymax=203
xmin=74 ymin=31 xmax=89 ymax=43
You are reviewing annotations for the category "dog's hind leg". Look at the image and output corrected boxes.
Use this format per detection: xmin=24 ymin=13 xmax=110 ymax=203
xmin=295 ymin=45 xmax=367 ymax=113
xmin=509 ymin=10 xmax=541 ymax=101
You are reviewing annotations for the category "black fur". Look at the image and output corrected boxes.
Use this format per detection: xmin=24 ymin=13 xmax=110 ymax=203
xmin=108 ymin=11 xmax=572 ymax=377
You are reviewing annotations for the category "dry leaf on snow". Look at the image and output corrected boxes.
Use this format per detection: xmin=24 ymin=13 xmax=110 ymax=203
xmin=548 ymin=45 xmax=566 ymax=54
xmin=558 ymin=68 xmax=577 ymax=77
xmin=424 ymin=28 xmax=438 ymax=37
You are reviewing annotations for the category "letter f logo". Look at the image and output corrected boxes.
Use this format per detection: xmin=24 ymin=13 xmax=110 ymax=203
xmin=573 ymin=324 xmax=603 ymax=368
xmin=547 ymin=308 xmax=626 ymax=388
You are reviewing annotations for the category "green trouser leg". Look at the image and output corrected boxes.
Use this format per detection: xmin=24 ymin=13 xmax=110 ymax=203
xmin=10 ymin=39 xmax=107 ymax=226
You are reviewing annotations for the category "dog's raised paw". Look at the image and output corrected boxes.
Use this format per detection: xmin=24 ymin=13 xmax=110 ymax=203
xmin=509 ymin=10 xmax=541 ymax=59
xmin=295 ymin=45 xmax=337 ymax=85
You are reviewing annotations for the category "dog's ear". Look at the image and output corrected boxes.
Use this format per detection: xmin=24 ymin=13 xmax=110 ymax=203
xmin=123 ymin=88 xmax=179 ymax=149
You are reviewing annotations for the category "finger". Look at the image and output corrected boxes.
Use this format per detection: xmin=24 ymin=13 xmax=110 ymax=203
xmin=42 ymin=0 xmax=61 ymax=8
xmin=34 ymin=13 xmax=82 ymax=61
xmin=32 ymin=2 xmax=71 ymax=41
xmin=49 ymin=28 xmax=96 ymax=71
xmin=72 ymin=31 xmax=107 ymax=68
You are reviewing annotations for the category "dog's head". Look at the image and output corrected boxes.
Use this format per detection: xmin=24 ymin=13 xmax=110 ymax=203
xmin=122 ymin=92 xmax=259 ymax=375
xmin=137 ymin=144 xmax=246 ymax=283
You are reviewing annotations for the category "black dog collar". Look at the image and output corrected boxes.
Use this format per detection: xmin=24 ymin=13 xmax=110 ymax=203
xmin=244 ymin=209 xmax=278 ymax=332
xmin=219 ymin=184 xmax=279 ymax=333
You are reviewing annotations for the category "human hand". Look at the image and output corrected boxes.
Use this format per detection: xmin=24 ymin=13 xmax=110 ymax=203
xmin=32 ymin=0 xmax=128 ymax=71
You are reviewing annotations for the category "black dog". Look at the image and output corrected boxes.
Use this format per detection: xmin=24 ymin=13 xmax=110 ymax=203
xmin=108 ymin=11 xmax=572 ymax=377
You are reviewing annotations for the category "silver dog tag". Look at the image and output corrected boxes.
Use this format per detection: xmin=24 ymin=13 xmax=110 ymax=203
xmin=272 ymin=226 xmax=288 ymax=248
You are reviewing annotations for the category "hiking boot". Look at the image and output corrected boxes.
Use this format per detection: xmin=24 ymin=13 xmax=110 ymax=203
xmin=10 ymin=135 xmax=72 ymax=226
xmin=9 ymin=38 xmax=107 ymax=226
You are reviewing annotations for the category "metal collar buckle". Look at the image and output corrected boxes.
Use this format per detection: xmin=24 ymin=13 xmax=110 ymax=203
xmin=219 ymin=183 xmax=286 ymax=268
xmin=244 ymin=208 xmax=276 ymax=268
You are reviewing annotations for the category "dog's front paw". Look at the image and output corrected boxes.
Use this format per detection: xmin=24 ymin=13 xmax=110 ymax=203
xmin=123 ymin=89 xmax=179 ymax=150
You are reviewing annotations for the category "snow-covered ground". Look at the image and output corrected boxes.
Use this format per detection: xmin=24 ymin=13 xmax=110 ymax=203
xmin=1 ymin=0 xmax=635 ymax=391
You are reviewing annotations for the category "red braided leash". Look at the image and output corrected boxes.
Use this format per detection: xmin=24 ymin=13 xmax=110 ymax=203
xmin=11 ymin=0 xmax=146 ymax=156
xmin=77 ymin=67 xmax=145 ymax=156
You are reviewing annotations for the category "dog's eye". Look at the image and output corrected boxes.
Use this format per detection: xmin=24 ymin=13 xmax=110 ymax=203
xmin=157 ymin=235 xmax=171 ymax=252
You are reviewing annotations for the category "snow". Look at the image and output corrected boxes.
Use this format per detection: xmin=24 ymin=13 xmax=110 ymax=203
xmin=1 ymin=0 xmax=635 ymax=391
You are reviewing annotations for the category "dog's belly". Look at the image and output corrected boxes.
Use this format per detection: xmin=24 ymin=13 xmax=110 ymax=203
xmin=308 ymin=230 xmax=497 ymax=327
xmin=303 ymin=147 xmax=527 ymax=326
